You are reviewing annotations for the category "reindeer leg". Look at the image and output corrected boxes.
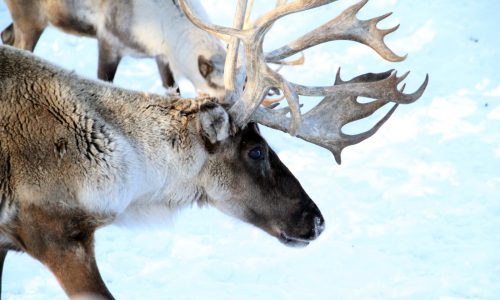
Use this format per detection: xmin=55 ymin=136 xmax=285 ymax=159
xmin=0 ymin=249 xmax=7 ymax=299
xmin=15 ymin=204 xmax=114 ymax=299
xmin=98 ymin=39 xmax=122 ymax=82
xmin=3 ymin=0 xmax=46 ymax=51
xmin=9 ymin=23 xmax=44 ymax=51
xmin=156 ymin=57 xmax=180 ymax=93
xmin=1 ymin=23 xmax=15 ymax=45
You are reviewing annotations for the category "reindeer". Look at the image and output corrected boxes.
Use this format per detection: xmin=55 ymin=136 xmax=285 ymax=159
xmin=0 ymin=0 xmax=428 ymax=298
xmin=1 ymin=0 xmax=227 ymax=97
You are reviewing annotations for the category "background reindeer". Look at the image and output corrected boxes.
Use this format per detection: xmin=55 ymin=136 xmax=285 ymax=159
xmin=0 ymin=0 xmax=428 ymax=298
xmin=1 ymin=0 xmax=227 ymax=97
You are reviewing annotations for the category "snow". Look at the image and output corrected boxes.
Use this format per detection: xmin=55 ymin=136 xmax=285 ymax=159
xmin=1 ymin=0 xmax=499 ymax=299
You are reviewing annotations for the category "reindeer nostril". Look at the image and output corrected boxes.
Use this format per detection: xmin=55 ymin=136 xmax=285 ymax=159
xmin=313 ymin=216 xmax=325 ymax=238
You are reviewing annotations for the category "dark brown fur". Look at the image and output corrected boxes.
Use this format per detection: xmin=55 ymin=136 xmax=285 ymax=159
xmin=14 ymin=204 xmax=112 ymax=298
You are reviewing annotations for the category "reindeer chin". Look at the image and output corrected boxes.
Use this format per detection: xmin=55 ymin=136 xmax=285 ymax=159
xmin=278 ymin=233 xmax=311 ymax=248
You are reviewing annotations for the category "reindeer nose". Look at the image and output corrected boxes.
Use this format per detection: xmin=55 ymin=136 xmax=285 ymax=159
xmin=313 ymin=216 xmax=325 ymax=238
xmin=299 ymin=206 xmax=325 ymax=240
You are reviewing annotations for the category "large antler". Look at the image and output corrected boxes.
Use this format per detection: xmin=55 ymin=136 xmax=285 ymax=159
xmin=179 ymin=0 xmax=428 ymax=164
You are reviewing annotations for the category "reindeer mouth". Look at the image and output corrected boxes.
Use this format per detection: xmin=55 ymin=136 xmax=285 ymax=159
xmin=278 ymin=233 xmax=311 ymax=248
xmin=274 ymin=216 xmax=325 ymax=248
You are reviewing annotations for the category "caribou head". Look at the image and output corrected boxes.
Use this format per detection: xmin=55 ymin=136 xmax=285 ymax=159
xmin=180 ymin=0 xmax=427 ymax=242
xmin=198 ymin=114 xmax=324 ymax=246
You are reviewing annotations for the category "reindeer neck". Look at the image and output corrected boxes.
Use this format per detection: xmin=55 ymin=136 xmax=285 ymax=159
xmin=83 ymin=81 xmax=199 ymax=150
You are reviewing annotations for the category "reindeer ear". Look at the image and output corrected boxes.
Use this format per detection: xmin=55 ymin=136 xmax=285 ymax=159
xmin=198 ymin=55 xmax=214 ymax=78
xmin=198 ymin=102 xmax=231 ymax=144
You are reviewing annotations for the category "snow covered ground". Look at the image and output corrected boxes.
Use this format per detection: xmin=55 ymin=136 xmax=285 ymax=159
xmin=1 ymin=0 xmax=499 ymax=299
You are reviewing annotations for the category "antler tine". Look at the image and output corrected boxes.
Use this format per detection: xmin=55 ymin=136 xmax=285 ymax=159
xmin=271 ymin=52 xmax=305 ymax=66
xmin=179 ymin=0 xmax=249 ymax=105
xmin=243 ymin=0 xmax=255 ymax=29
xmin=253 ymin=0 xmax=335 ymax=30
xmin=224 ymin=0 xmax=248 ymax=104
xmin=245 ymin=0 xmax=291 ymax=29
xmin=178 ymin=0 xmax=244 ymax=41
xmin=265 ymin=0 xmax=406 ymax=63
xmin=261 ymin=53 xmax=305 ymax=108
xmin=252 ymin=69 xmax=427 ymax=164
xmin=335 ymin=68 xmax=393 ymax=85
xmin=327 ymin=103 xmax=399 ymax=164
xmin=330 ymin=68 xmax=391 ymax=123
xmin=289 ymin=71 xmax=429 ymax=103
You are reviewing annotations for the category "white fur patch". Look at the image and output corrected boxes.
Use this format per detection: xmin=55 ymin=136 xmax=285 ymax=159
xmin=77 ymin=122 xmax=209 ymax=226
xmin=78 ymin=135 xmax=147 ymax=215
xmin=101 ymin=0 xmax=225 ymax=95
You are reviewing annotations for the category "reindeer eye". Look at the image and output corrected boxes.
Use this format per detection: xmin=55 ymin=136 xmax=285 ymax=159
xmin=248 ymin=146 xmax=264 ymax=160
